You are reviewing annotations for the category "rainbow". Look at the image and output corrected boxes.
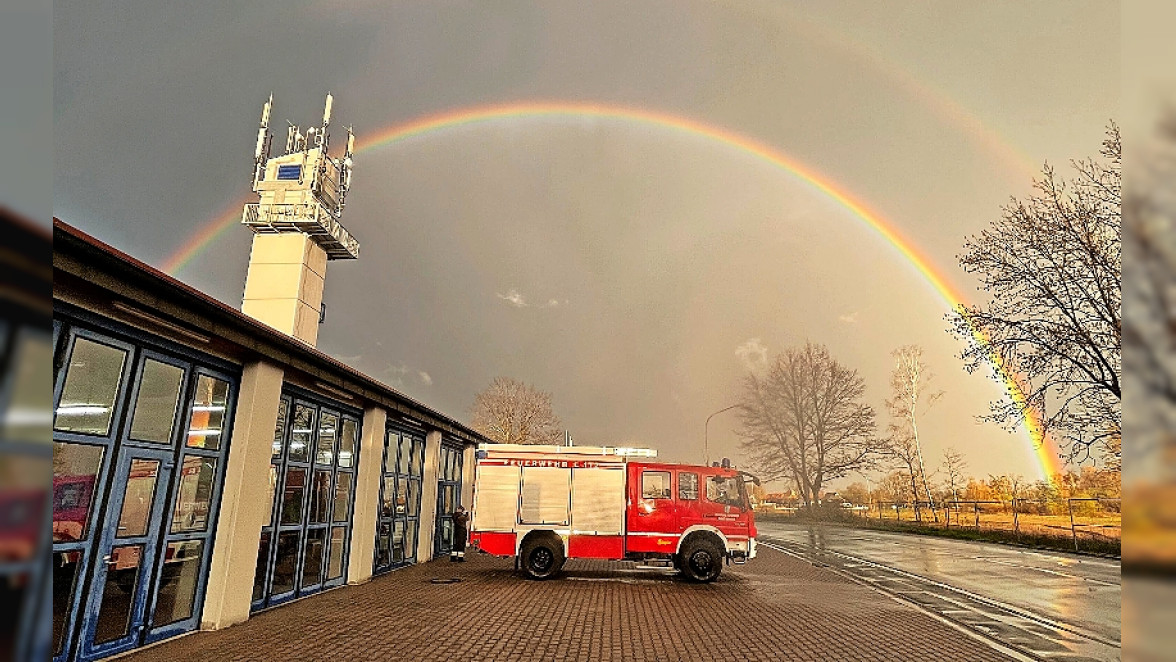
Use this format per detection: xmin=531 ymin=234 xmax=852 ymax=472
xmin=160 ymin=101 xmax=1063 ymax=480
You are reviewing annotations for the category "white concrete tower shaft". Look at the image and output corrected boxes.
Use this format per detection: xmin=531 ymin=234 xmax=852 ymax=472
xmin=240 ymin=93 xmax=358 ymax=346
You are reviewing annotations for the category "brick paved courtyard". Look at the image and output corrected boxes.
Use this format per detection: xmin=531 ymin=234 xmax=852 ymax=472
xmin=120 ymin=547 xmax=1014 ymax=661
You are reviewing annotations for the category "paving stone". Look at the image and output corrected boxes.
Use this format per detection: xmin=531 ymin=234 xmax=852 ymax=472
xmin=121 ymin=548 xmax=1014 ymax=661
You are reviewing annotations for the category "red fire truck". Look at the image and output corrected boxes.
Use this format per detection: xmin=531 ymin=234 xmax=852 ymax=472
xmin=468 ymin=444 xmax=757 ymax=582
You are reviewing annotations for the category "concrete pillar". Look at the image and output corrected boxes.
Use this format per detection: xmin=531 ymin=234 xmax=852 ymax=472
xmin=241 ymin=233 xmax=327 ymax=346
xmin=201 ymin=361 xmax=283 ymax=630
xmin=347 ymin=406 xmax=387 ymax=584
xmin=416 ymin=430 xmax=443 ymax=561
xmin=461 ymin=444 xmax=476 ymax=508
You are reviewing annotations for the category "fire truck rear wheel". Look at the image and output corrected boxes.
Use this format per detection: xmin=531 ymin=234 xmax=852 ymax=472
xmin=520 ymin=535 xmax=565 ymax=580
xmin=680 ymin=536 xmax=724 ymax=583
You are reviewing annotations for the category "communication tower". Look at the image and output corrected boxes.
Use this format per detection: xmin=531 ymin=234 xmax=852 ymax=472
xmin=240 ymin=93 xmax=358 ymax=346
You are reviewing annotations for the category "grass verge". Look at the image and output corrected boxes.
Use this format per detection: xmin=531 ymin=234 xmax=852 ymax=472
xmin=756 ymin=511 xmax=1121 ymax=557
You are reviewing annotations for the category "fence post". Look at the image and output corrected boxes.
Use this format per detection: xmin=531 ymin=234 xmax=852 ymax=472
xmin=1013 ymin=498 xmax=1020 ymax=538
xmin=1069 ymin=499 xmax=1079 ymax=552
xmin=974 ymin=502 xmax=980 ymax=532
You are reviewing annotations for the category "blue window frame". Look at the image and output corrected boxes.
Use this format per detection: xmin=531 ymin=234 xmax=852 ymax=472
xmin=49 ymin=318 xmax=237 ymax=662
xmin=373 ymin=425 xmax=424 ymax=573
xmin=251 ymin=389 xmax=359 ymax=611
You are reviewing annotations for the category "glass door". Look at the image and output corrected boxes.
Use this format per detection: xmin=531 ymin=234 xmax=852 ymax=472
xmin=252 ymin=393 xmax=359 ymax=609
xmin=433 ymin=443 xmax=464 ymax=559
xmin=373 ymin=427 xmax=423 ymax=574
xmin=51 ymin=323 xmax=237 ymax=662
xmin=76 ymin=448 xmax=173 ymax=661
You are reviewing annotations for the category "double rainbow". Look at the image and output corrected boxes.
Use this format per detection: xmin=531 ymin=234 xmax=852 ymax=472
xmin=160 ymin=101 xmax=1062 ymax=481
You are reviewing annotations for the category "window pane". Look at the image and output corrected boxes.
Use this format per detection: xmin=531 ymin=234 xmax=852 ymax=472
xmin=289 ymin=405 xmax=314 ymax=463
xmin=381 ymin=475 xmax=396 ymax=517
xmin=170 ymin=456 xmax=217 ymax=533
xmin=407 ymin=480 xmax=420 ymax=515
xmin=375 ymin=522 xmax=391 ymax=569
xmin=394 ymin=479 xmax=407 ymax=516
xmin=272 ymin=399 xmax=289 ymax=460
xmin=94 ymin=544 xmax=144 ymax=643
xmin=679 ymin=473 xmax=699 ymax=500
xmin=117 ymin=459 xmax=161 ymax=537
xmin=279 ymin=468 xmax=306 ymax=525
xmin=52 ymin=442 xmax=104 ymax=542
xmin=338 ymin=419 xmax=357 ymax=468
xmin=264 ymin=464 xmax=278 ymax=527
xmin=271 ymin=531 xmax=300 ymax=594
xmin=302 ymin=528 xmax=325 ymax=587
xmin=129 ymin=359 xmax=184 ymax=443
xmin=3 ymin=331 xmax=52 ymax=443
xmin=411 ymin=441 xmax=424 ymax=476
xmin=52 ymin=550 xmax=82 ymax=655
xmin=187 ymin=375 xmax=229 ymax=449
xmin=333 ymin=473 xmax=351 ymax=523
xmin=641 ymin=471 xmax=671 ymax=500
xmin=391 ymin=520 xmax=404 ymax=564
xmin=706 ymin=475 xmax=742 ymax=507
xmin=152 ymin=540 xmax=204 ymax=626
xmin=327 ymin=526 xmax=346 ymax=579
xmin=316 ymin=412 xmax=337 ymax=465
xmin=404 ymin=519 xmax=417 ymax=559
xmin=384 ymin=431 xmax=399 ymax=473
xmin=55 ymin=337 xmax=126 ymax=436
xmin=252 ymin=531 xmax=271 ymax=602
xmin=397 ymin=436 xmax=410 ymax=475
xmin=309 ymin=470 xmax=331 ymax=524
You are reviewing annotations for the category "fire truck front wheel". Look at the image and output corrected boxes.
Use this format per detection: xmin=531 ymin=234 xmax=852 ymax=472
xmin=679 ymin=535 xmax=724 ymax=583
xmin=519 ymin=534 xmax=565 ymax=580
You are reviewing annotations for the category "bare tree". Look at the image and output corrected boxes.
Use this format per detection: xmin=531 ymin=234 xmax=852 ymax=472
xmin=884 ymin=345 xmax=943 ymax=521
xmin=1124 ymin=111 xmax=1176 ymax=478
xmin=940 ymin=447 xmax=968 ymax=504
xmin=470 ymin=377 xmax=563 ymax=445
xmin=877 ymin=470 xmax=911 ymax=506
xmin=737 ymin=342 xmax=880 ymax=512
xmin=951 ymin=126 xmax=1121 ymax=465
xmin=882 ymin=427 xmax=930 ymax=519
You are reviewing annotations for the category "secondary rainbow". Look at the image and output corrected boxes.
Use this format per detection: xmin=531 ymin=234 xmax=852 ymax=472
xmin=160 ymin=101 xmax=1062 ymax=480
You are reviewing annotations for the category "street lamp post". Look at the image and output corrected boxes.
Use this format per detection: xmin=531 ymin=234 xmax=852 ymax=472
xmin=704 ymin=404 xmax=741 ymax=467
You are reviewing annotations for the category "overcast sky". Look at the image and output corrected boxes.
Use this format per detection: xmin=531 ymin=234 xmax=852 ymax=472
xmin=53 ymin=1 xmax=1119 ymax=486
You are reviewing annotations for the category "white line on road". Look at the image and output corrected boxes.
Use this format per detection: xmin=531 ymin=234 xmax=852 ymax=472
xmin=762 ymin=538 xmax=1120 ymax=649
xmin=757 ymin=542 xmax=1040 ymax=662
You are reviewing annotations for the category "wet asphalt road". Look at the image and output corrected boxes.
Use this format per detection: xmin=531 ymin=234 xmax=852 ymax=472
xmin=758 ymin=522 xmax=1121 ymax=661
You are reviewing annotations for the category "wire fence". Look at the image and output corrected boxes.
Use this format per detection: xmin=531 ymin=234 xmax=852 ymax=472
xmin=843 ymin=498 xmax=1121 ymax=552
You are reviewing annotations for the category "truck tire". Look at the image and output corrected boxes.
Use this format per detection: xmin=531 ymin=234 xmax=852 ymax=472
xmin=679 ymin=536 xmax=724 ymax=583
xmin=519 ymin=535 xmax=565 ymax=580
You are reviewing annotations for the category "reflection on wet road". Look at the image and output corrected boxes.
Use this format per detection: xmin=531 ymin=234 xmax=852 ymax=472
xmin=759 ymin=522 xmax=1121 ymax=661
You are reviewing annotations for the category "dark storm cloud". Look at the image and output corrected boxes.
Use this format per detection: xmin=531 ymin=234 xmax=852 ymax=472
xmin=54 ymin=1 xmax=1118 ymax=480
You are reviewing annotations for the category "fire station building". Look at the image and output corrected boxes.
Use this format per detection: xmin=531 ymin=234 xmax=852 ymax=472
xmin=51 ymin=219 xmax=489 ymax=662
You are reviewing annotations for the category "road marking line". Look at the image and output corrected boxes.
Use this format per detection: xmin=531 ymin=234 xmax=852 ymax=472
xmin=757 ymin=542 xmax=1040 ymax=662
xmin=760 ymin=538 xmax=1122 ymax=654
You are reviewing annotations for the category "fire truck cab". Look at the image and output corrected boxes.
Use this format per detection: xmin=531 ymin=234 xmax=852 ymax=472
xmin=469 ymin=444 xmax=757 ymax=582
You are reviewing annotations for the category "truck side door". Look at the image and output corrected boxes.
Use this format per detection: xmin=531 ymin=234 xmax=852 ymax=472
xmin=625 ymin=465 xmax=678 ymax=552
xmin=699 ymin=472 xmax=750 ymax=539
